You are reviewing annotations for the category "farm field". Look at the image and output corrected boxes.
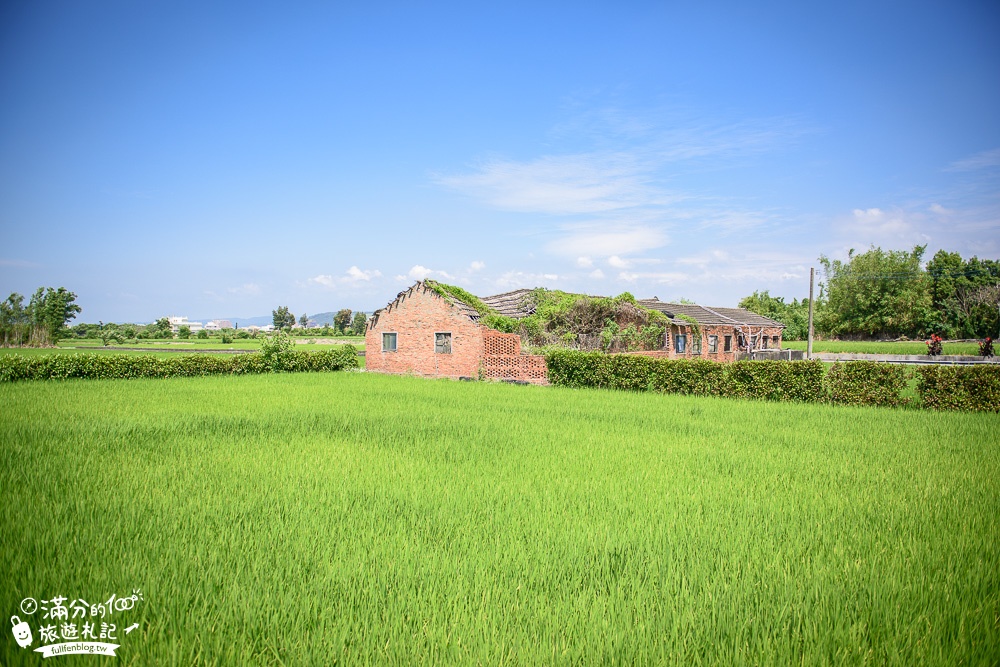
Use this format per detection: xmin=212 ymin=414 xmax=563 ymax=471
xmin=1 ymin=373 xmax=997 ymax=665
xmin=783 ymin=339 xmax=982 ymax=355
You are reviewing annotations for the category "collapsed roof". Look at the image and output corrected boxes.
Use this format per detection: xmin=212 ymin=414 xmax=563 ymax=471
xmin=371 ymin=282 xmax=783 ymax=330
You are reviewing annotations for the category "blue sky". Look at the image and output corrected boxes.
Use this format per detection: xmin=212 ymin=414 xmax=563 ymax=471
xmin=2 ymin=0 xmax=998 ymax=322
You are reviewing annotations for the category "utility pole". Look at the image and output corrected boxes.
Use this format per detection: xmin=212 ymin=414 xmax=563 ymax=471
xmin=807 ymin=267 xmax=815 ymax=360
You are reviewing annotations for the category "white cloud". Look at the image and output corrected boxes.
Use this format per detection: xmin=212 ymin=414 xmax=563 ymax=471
xmin=546 ymin=225 xmax=668 ymax=258
xmin=308 ymin=275 xmax=335 ymax=288
xmin=576 ymin=256 xmax=593 ymax=268
xmin=929 ymin=203 xmax=952 ymax=215
xmin=494 ymin=271 xmax=559 ymax=289
xmin=405 ymin=265 xmax=453 ymax=281
xmin=470 ymin=261 xmax=486 ymax=271
xmin=436 ymin=152 xmax=669 ymax=216
xmin=228 ymin=283 xmax=262 ymax=295
xmin=0 ymin=258 xmax=41 ymax=268
xmin=947 ymin=148 xmax=1000 ymax=172
xmin=344 ymin=266 xmax=381 ymax=283
xmin=308 ymin=267 xmax=383 ymax=289
xmin=589 ymin=269 xmax=605 ymax=279
xmin=607 ymin=255 xmax=630 ymax=268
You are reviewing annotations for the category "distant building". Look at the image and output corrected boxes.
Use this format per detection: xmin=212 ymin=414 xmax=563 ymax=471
xmin=168 ymin=316 xmax=203 ymax=333
xmin=204 ymin=320 xmax=233 ymax=331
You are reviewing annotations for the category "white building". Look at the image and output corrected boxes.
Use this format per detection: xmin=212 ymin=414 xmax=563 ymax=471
xmin=168 ymin=316 xmax=204 ymax=333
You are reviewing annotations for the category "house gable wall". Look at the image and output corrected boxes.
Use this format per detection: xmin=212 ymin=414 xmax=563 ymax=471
xmin=365 ymin=287 xmax=485 ymax=378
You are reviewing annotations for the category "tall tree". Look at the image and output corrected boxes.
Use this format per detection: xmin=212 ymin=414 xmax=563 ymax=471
xmin=334 ymin=308 xmax=352 ymax=334
xmin=299 ymin=313 xmax=309 ymax=328
xmin=27 ymin=287 xmax=82 ymax=345
xmin=350 ymin=311 xmax=367 ymax=336
xmin=818 ymin=246 xmax=932 ymax=338
xmin=0 ymin=293 xmax=29 ymax=346
xmin=272 ymin=306 xmax=295 ymax=330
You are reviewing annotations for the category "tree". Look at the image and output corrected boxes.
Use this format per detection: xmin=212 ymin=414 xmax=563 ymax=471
xmin=818 ymin=246 xmax=932 ymax=338
xmin=334 ymin=308 xmax=352 ymax=334
xmin=738 ymin=291 xmax=811 ymax=340
xmin=98 ymin=325 xmax=123 ymax=347
xmin=299 ymin=313 xmax=309 ymax=328
xmin=177 ymin=325 xmax=191 ymax=339
xmin=22 ymin=287 xmax=82 ymax=346
xmin=273 ymin=306 xmax=295 ymax=331
xmin=0 ymin=293 xmax=29 ymax=346
xmin=927 ymin=251 xmax=1000 ymax=338
xmin=350 ymin=311 xmax=367 ymax=336
xmin=197 ymin=329 xmax=209 ymax=339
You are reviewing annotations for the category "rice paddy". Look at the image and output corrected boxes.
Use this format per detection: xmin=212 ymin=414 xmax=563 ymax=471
xmin=1 ymin=372 xmax=997 ymax=665
xmin=783 ymin=339 xmax=982 ymax=355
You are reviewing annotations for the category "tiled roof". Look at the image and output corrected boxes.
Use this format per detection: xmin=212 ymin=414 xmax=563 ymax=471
xmin=481 ymin=289 xmax=536 ymax=318
xmin=638 ymin=298 xmax=784 ymax=328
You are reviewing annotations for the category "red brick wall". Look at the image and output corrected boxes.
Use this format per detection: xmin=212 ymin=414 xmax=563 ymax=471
xmin=661 ymin=324 xmax=784 ymax=363
xmin=481 ymin=331 xmax=548 ymax=384
xmin=365 ymin=287 xmax=485 ymax=378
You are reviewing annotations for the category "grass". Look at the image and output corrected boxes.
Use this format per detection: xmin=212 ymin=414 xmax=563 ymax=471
xmin=1 ymin=373 xmax=997 ymax=665
xmin=783 ymin=340 xmax=982 ymax=355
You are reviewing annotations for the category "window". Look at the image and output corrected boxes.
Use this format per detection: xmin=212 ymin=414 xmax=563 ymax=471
xmin=382 ymin=332 xmax=397 ymax=352
xmin=761 ymin=336 xmax=768 ymax=349
xmin=692 ymin=335 xmax=701 ymax=354
xmin=434 ymin=332 xmax=452 ymax=354
xmin=708 ymin=335 xmax=718 ymax=353
xmin=772 ymin=335 xmax=779 ymax=346
xmin=749 ymin=336 xmax=757 ymax=349
xmin=674 ymin=334 xmax=686 ymax=354
xmin=724 ymin=335 xmax=732 ymax=352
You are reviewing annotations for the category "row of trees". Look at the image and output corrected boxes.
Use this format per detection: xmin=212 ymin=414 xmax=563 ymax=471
xmin=1 ymin=287 xmax=82 ymax=347
xmin=272 ymin=306 xmax=368 ymax=335
xmin=739 ymin=246 xmax=1000 ymax=340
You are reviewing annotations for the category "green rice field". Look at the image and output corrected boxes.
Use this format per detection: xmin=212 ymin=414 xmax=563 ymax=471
xmin=1 ymin=373 xmax=997 ymax=665
xmin=783 ymin=340 xmax=982 ymax=355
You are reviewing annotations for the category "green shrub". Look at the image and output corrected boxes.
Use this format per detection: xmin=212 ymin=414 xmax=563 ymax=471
xmin=826 ymin=362 xmax=909 ymax=408
xmin=916 ymin=365 xmax=1000 ymax=412
xmin=545 ymin=350 xmax=824 ymax=403
xmin=648 ymin=359 xmax=725 ymax=396
xmin=260 ymin=331 xmax=296 ymax=371
xmin=0 ymin=348 xmax=358 ymax=383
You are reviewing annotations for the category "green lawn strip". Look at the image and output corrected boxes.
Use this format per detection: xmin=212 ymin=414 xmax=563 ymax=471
xmin=783 ymin=340 xmax=982 ymax=356
xmin=1 ymin=373 xmax=996 ymax=664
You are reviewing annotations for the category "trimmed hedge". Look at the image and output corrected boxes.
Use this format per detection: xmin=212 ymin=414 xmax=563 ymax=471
xmin=826 ymin=361 xmax=908 ymax=408
xmin=916 ymin=365 xmax=1000 ymax=412
xmin=545 ymin=350 xmax=825 ymax=403
xmin=0 ymin=347 xmax=358 ymax=383
xmin=545 ymin=349 xmax=1000 ymax=412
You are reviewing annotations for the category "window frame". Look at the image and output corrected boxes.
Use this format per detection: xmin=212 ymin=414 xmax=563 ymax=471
xmin=724 ymin=335 xmax=732 ymax=352
xmin=434 ymin=331 xmax=452 ymax=354
xmin=674 ymin=333 xmax=687 ymax=354
xmin=708 ymin=335 xmax=718 ymax=354
xmin=382 ymin=332 xmax=398 ymax=352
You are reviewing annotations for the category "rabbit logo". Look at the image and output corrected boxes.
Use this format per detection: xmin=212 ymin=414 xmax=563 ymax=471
xmin=11 ymin=616 xmax=33 ymax=648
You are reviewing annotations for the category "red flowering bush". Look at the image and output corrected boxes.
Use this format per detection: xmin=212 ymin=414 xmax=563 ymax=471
xmin=926 ymin=334 xmax=943 ymax=356
xmin=980 ymin=337 xmax=995 ymax=358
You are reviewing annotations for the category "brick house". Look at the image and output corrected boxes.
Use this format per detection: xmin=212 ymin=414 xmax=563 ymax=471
xmin=638 ymin=298 xmax=785 ymax=362
xmin=365 ymin=282 xmax=547 ymax=384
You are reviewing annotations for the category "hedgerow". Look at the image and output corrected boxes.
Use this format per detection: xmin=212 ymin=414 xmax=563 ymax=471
xmin=916 ymin=365 xmax=1000 ymax=412
xmin=545 ymin=351 xmax=824 ymax=403
xmin=826 ymin=361 xmax=909 ymax=408
xmin=0 ymin=347 xmax=358 ymax=383
xmin=545 ymin=349 xmax=1000 ymax=412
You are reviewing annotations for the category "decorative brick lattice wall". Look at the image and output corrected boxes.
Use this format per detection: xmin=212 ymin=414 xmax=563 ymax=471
xmin=484 ymin=331 xmax=520 ymax=356
xmin=482 ymin=331 xmax=548 ymax=384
